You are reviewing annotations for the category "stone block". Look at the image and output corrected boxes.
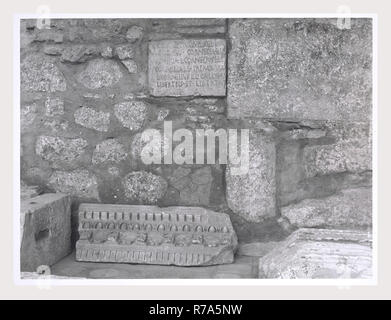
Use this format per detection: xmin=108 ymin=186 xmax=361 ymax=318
xmin=226 ymin=129 xmax=276 ymax=222
xmin=20 ymin=193 xmax=72 ymax=271
xmin=304 ymin=122 xmax=372 ymax=177
xmin=77 ymin=58 xmax=123 ymax=89
xmin=35 ymin=135 xmax=88 ymax=169
xmin=21 ymin=54 xmax=67 ymax=92
xmin=76 ymin=204 xmax=238 ymax=266
xmin=227 ymin=18 xmax=372 ymax=121
xmin=48 ymin=169 xmax=100 ymax=200
xmin=74 ymin=106 xmax=110 ymax=132
xmin=281 ymin=187 xmax=372 ymax=229
xmin=148 ymin=39 xmax=226 ymax=96
xmin=122 ymin=171 xmax=167 ymax=204
xmin=114 ymin=101 xmax=148 ymax=131
xmin=258 ymin=228 xmax=372 ymax=279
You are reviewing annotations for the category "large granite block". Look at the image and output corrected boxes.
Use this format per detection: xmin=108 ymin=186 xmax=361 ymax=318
xmin=148 ymin=39 xmax=226 ymax=96
xmin=259 ymin=228 xmax=372 ymax=279
xmin=20 ymin=193 xmax=72 ymax=271
xmin=226 ymin=129 xmax=276 ymax=222
xmin=228 ymin=18 xmax=372 ymax=121
xmin=281 ymin=187 xmax=372 ymax=229
xmin=76 ymin=203 xmax=238 ymax=266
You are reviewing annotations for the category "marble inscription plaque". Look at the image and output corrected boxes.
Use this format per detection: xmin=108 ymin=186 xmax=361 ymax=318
xmin=76 ymin=204 xmax=238 ymax=266
xmin=148 ymin=39 xmax=226 ymax=96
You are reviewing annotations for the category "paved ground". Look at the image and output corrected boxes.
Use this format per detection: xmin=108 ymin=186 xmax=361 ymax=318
xmin=50 ymin=244 xmax=269 ymax=279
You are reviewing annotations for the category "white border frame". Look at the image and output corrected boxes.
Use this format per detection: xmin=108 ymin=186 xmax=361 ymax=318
xmin=13 ymin=13 xmax=378 ymax=287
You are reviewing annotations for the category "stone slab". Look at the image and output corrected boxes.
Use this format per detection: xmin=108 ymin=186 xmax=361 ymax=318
xmin=148 ymin=39 xmax=226 ymax=96
xmin=258 ymin=228 xmax=372 ymax=279
xmin=76 ymin=203 xmax=238 ymax=266
xmin=281 ymin=187 xmax=372 ymax=229
xmin=20 ymin=193 xmax=72 ymax=272
xmin=228 ymin=18 xmax=372 ymax=121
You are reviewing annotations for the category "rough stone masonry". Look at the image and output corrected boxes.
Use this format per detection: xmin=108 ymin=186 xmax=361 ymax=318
xmin=20 ymin=18 xmax=372 ymax=277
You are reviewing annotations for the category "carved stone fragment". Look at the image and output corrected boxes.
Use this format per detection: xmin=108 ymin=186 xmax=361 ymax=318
xmin=76 ymin=204 xmax=238 ymax=266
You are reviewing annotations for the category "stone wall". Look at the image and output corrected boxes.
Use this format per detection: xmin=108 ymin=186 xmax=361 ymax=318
xmin=20 ymin=18 xmax=372 ymax=244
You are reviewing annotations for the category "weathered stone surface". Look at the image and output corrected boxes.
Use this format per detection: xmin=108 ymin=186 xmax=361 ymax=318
xmin=281 ymin=187 xmax=372 ymax=229
xmin=20 ymin=182 xmax=41 ymax=200
xmin=45 ymin=97 xmax=64 ymax=117
xmin=92 ymin=139 xmax=128 ymax=165
xmin=258 ymin=228 xmax=372 ymax=279
xmin=148 ymin=39 xmax=226 ymax=96
xmin=21 ymin=54 xmax=67 ymax=92
xmin=36 ymin=136 xmax=88 ymax=168
xmin=76 ymin=203 xmax=238 ymax=266
xmin=43 ymin=119 xmax=69 ymax=132
xmin=20 ymin=193 xmax=71 ymax=271
xmin=74 ymin=106 xmax=110 ymax=132
xmin=21 ymin=103 xmax=37 ymax=130
xmin=169 ymin=166 xmax=213 ymax=206
xmin=226 ymin=130 xmax=276 ymax=222
xmin=237 ymin=241 xmax=279 ymax=257
xmin=122 ymin=171 xmax=167 ymax=204
xmin=100 ymin=46 xmax=113 ymax=58
xmin=51 ymin=251 xmax=258 ymax=279
xmin=48 ymin=169 xmax=99 ymax=200
xmin=60 ymin=45 xmax=98 ymax=63
xmin=304 ymin=122 xmax=372 ymax=177
xmin=228 ymin=19 xmax=372 ymax=121
xmin=126 ymin=26 xmax=143 ymax=42
xmin=77 ymin=59 xmax=122 ymax=89
xmin=114 ymin=101 xmax=147 ymax=131
xmin=115 ymin=44 xmax=134 ymax=60
xmin=121 ymin=59 xmax=138 ymax=73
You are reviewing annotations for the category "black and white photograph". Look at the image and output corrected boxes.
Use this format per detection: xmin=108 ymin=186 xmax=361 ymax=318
xmin=16 ymin=14 xmax=376 ymax=283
